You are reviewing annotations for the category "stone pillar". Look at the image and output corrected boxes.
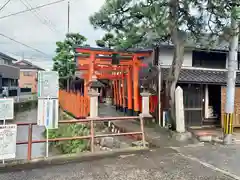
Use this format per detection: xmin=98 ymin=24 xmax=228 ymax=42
xmin=88 ymin=88 xmax=99 ymax=118
xmin=204 ymin=85 xmax=209 ymax=119
xmin=175 ymin=86 xmax=185 ymax=133
xmin=140 ymin=91 xmax=152 ymax=117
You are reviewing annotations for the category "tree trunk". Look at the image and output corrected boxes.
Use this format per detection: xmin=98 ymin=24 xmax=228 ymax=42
xmin=166 ymin=0 xmax=185 ymax=129
xmin=166 ymin=42 xmax=184 ymax=129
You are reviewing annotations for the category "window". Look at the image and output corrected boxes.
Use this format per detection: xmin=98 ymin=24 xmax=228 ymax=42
xmin=23 ymin=72 xmax=32 ymax=76
xmin=4 ymin=60 xmax=10 ymax=65
xmin=0 ymin=59 xmax=11 ymax=65
xmin=192 ymin=51 xmax=226 ymax=69
xmin=24 ymin=83 xmax=32 ymax=88
xmin=0 ymin=59 xmax=4 ymax=65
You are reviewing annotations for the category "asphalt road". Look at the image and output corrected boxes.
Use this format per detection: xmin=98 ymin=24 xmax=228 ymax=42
xmin=0 ymin=147 xmax=234 ymax=180
xmin=175 ymin=143 xmax=240 ymax=180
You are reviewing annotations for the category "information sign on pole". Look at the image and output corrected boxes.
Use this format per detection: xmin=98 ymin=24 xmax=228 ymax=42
xmin=38 ymin=71 xmax=59 ymax=99
xmin=37 ymin=98 xmax=59 ymax=129
xmin=37 ymin=71 xmax=59 ymax=158
xmin=0 ymin=98 xmax=14 ymax=120
xmin=0 ymin=124 xmax=17 ymax=160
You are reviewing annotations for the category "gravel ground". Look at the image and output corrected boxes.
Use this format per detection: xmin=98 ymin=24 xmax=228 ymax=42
xmin=0 ymin=147 xmax=234 ymax=180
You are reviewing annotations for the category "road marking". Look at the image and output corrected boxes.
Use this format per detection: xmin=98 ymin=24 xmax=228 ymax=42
xmin=119 ymin=154 xmax=135 ymax=158
xmin=174 ymin=149 xmax=240 ymax=180
xmin=169 ymin=142 xmax=204 ymax=149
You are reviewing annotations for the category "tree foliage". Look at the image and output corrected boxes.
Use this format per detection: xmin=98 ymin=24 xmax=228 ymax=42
xmin=90 ymin=0 xmax=211 ymax=47
xmin=89 ymin=0 xmax=236 ymax=127
xmin=96 ymin=33 xmax=116 ymax=48
xmin=53 ymin=33 xmax=88 ymax=79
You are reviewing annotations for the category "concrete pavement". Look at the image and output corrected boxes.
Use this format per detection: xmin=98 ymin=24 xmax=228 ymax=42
xmin=0 ymin=147 xmax=234 ymax=180
xmin=175 ymin=143 xmax=240 ymax=179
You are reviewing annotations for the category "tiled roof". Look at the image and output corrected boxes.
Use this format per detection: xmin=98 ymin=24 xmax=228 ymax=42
xmin=161 ymin=68 xmax=240 ymax=85
xmin=14 ymin=60 xmax=44 ymax=70
xmin=0 ymin=52 xmax=17 ymax=61
xmin=89 ymin=80 xmax=105 ymax=88
xmin=139 ymin=64 xmax=240 ymax=85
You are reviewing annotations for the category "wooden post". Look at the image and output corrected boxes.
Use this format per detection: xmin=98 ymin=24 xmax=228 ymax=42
xmin=127 ymin=67 xmax=133 ymax=115
xmin=88 ymin=53 xmax=95 ymax=82
xmin=113 ymin=81 xmax=116 ymax=105
xmin=115 ymin=79 xmax=119 ymax=110
xmin=133 ymin=55 xmax=140 ymax=115
xmin=119 ymin=77 xmax=123 ymax=111
xmin=27 ymin=124 xmax=33 ymax=161
xmin=84 ymin=79 xmax=88 ymax=97
xmin=90 ymin=120 xmax=94 ymax=152
xmin=121 ymin=67 xmax=125 ymax=112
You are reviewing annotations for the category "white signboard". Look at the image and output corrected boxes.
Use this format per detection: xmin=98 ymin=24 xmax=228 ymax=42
xmin=37 ymin=99 xmax=59 ymax=129
xmin=38 ymin=71 xmax=59 ymax=99
xmin=0 ymin=98 xmax=14 ymax=120
xmin=0 ymin=124 xmax=17 ymax=160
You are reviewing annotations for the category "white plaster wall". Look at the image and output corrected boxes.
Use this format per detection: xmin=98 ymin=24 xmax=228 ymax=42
xmin=159 ymin=48 xmax=192 ymax=67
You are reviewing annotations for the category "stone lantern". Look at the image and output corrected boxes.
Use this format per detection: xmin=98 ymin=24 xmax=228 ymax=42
xmin=87 ymin=76 xmax=105 ymax=118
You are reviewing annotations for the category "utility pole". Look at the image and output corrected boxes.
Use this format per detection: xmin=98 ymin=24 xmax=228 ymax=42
xmin=67 ymin=0 xmax=70 ymax=90
xmin=153 ymin=47 xmax=162 ymax=126
xmin=22 ymin=52 xmax=24 ymax=60
xmin=223 ymin=2 xmax=239 ymax=144
xmin=67 ymin=0 xmax=70 ymax=33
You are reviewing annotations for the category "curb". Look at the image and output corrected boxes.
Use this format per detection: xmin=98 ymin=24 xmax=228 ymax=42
xmin=0 ymin=147 xmax=149 ymax=173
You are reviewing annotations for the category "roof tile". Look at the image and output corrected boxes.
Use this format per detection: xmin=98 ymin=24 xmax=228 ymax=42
xmin=161 ymin=68 xmax=240 ymax=85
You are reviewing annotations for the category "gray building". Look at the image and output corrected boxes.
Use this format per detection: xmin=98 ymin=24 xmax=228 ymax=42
xmin=0 ymin=52 xmax=20 ymax=96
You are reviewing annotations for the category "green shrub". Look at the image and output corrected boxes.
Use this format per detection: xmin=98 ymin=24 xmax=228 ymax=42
xmin=45 ymin=124 xmax=90 ymax=154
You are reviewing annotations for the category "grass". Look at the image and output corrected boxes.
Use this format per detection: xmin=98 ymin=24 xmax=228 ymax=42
xmin=45 ymin=124 xmax=90 ymax=154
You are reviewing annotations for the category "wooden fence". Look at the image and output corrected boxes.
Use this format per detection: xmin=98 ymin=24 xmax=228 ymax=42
xmin=59 ymin=90 xmax=90 ymax=118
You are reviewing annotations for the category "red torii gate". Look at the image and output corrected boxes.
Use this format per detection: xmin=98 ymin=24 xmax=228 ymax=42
xmin=75 ymin=46 xmax=152 ymax=115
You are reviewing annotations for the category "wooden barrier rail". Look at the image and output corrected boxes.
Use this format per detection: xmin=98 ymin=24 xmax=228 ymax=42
xmin=59 ymin=90 xmax=89 ymax=118
xmin=16 ymin=116 xmax=145 ymax=161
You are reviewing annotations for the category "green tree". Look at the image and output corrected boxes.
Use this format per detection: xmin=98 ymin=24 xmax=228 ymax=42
xmin=96 ymin=33 xmax=116 ymax=48
xmin=89 ymin=0 xmax=210 ymax=127
xmin=53 ymin=33 xmax=88 ymax=82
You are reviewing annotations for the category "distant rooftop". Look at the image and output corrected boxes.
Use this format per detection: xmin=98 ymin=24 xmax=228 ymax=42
xmin=14 ymin=60 xmax=44 ymax=70
xmin=0 ymin=52 xmax=18 ymax=62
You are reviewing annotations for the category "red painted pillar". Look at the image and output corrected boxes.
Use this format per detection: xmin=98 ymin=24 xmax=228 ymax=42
xmin=127 ymin=67 xmax=133 ymax=115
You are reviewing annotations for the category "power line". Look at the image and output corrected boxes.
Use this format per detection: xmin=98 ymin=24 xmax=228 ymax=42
xmin=24 ymin=0 xmax=61 ymax=33
xmin=0 ymin=0 xmax=11 ymax=12
xmin=0 ymin=0 xmax=66 ymax=20
xmin=3 ymin=51 xmax=53 ymax=60
xmin=19 ymin=0 xmax=59 ymax=34
xmin=0 ymin=33 xmax=50 ymax=56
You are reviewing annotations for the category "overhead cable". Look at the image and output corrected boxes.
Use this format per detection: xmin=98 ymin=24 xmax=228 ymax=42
xmin=0 ymin=0 xmax=11 ymax=12
xmin=0 ymin=0 xmax=66 ymax=20
xmin=0 ymin=33 xmax=51 ymax=57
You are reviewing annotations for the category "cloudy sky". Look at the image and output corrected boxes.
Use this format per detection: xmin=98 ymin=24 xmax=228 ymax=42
xmin=0 ymin=0 xmax=105 ymax=70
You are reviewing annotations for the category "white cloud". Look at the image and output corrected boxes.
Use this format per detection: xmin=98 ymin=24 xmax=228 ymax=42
xmin=0 ymin=0 xmax=105 ymax=69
